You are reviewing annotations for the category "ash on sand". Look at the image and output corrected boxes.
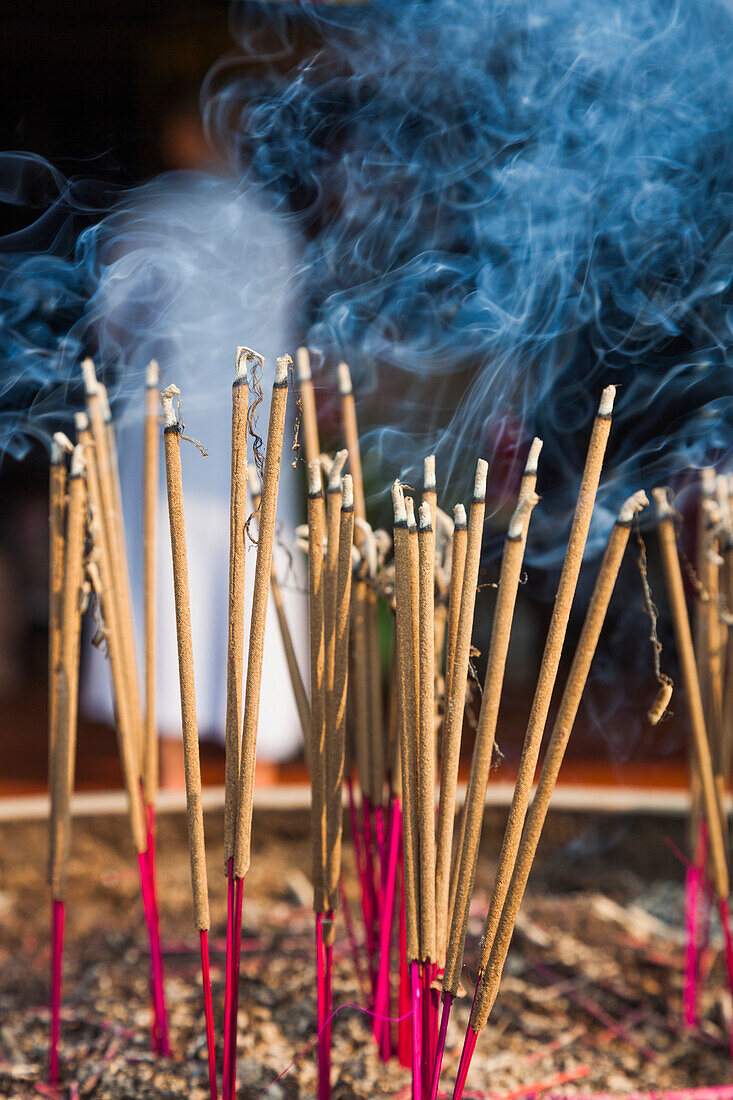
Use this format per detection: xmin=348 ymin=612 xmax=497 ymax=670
xmin=0 ymin=808 xmax=729 ymax=1098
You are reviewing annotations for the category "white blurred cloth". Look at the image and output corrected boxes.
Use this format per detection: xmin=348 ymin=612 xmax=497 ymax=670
xmin=82 ymin=180 xmax=308 ymax=759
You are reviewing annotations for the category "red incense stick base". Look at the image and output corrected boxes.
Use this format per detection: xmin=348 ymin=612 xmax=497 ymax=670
xmin=451 ymin=1025 xmax=478 ymax=1100
xmin=428 ymin=993 xmax=453 ymax=1100
xmin=717 ymin=897 xmax=733 ymax=1068
xmin=223 ymin=860 xmax=235 ymax=1095
xmin=225 ymin=875 xmax=244 ymax=1100
xmin=48 ymin=897 xmax=65 ymax=1085
xmin=199 ymin=930 xmax=218 ymax=1100
xmin=138 ymin=850 xmax=170 ymax=1056
xmin=410 ymin=959 xmax=422 ymax=1100
xmin=316 ymin=912 xmax=332 ymax=1100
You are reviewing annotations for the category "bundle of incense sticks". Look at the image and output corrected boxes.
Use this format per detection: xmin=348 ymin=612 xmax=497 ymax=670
xmin=46 ymin=361 xmax=171 ymax=1083
xmin=653 ymin=482 xmax=733 ymax=1049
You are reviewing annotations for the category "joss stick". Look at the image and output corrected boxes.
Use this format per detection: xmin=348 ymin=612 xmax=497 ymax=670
xmin=228 ymin=357 xmax=290 ymax=1100
xmin=654 ymin=489 xmax=729 ymax=900
xmin=47 ymin=432 xmax=73 ymax=883
xmin=308 ymin=458 xmax=328 ymax=913
xmin=434 ymin=459 xmax=488 ymax=967
xmin=325 ymin=451 xmax=349 ymax=773
xmin=248 ymin=466 xmax=310 ymax=746
xmin=143 ymin=362 xmax=159 ymax=809
xmin=326 ymin=474 xmax=354 ymax=910
xmin=82 ymin=362 xmax=143 ymax=768
xmin=47 ymin=444 xmax=86 ymax=1087
xmin=75 ymin=413 xmax=147 ymax=854
xmin=431 ymin=491 xmax=540 ymax=1100
xmin=296 ymin=347 xmax=322 ymax=468
xmin=475 ymin=388 xmax=615 ymax=982
xmin=452 ymin=491 xmax=649 ymax=1099
xmin=222 ymin=348 xmax=250 ymax=1099
xmin=161 ymin=386 xmax=216 ymax=1100
xmin=392 ymin=483 xmax=422 ymax=1100
xmin=444 ymin=505 xmax=467 ymax=706
xmin=233 ymin=355 xmax=291 ymax=878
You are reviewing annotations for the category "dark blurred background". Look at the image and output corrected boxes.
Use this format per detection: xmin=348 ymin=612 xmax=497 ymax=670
xmin=0 ymin=0 xmax=689 ymax=797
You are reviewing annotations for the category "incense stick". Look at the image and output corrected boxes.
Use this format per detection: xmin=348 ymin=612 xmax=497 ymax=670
xmin=444 ymin=504 xmax=468 ymax=707
xmin=296 ymin=347 xmax=322 ymax=468
xmin=308 ymin=459 xmax=328 ymax=915
xmin=434 ymin=459 xmax=488 ymax=966
xmin=459 ymin=492 xmax=648 ymax=1080
xmin=326 ymin=474 xmax=355 ymax=910
xmin=233 ymin=355 xmax=291 ymax=879
xmin=47 ymin=432 xmax=72 ymax=885
xmin=47 ymin=444 xmax=86 ymax=1087
xmin=475 ymin=388 xmax=615 ymax=981
xmin=654 ymin=488 xmax=729 ymax=901
xmin=161 ymin=385 xmax=216 ymax=1098
xmin=143 ymin=361 xmax=159 ymax=808
xmin=222 ymin=348 xmax=250 ymax=1099
xmin=418 ymin=502 xmax=437 ymax=966
xmin=325 ymin=451 xmax=349 ymax=788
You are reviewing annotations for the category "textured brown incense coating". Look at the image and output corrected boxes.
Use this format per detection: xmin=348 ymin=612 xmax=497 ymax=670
xmin=161 ymin=386 xmax=210 ymax=931
xmin=77 ymin=412 xmax=146 ymax=854
xmin=47 ymin=433 xmax=72 ymax=880
xmin=471 ymin=491 xmax=648 ymax=1032
xmin=307 ymin=460 xmax=327 ymax=913
xmin=224 ymin=348 xmax=251 ymax=868
xmin=393 ymin=483 xmax=421 ymax=961
xmin=423 ymin=454 xmax=437 ymax=531
xmin=49 ymin=446 xmax=87 ymax=900
xmin=325 ymin=451 xmax=349 ymax=758
xmin=434 ymin=459 xmax=488 ymax=964
xmin=143 ymin=361 xmax=159 ymax=806
xmin=418 ymin=501 xmax=437 ymax=962
xmin=326 ymin=474 xmax=355 ymax=910
xmin=654 ymin=488 xmax=729 ymax=900
xmin=249 ymin=466 xmax=310 ymax=747
xmin=234 ymin=356 xmax=291 ymax=879
xmin=406 ymin=498 xmax=421 ymax=731
xmin=443 ymin=482 xmax=540 ymax=993
xmin=444 ymin=504 xmax=468 ymax=704
xmin=296 ymin=347 xmax=322 ymax=468
xmin=476 ymin=388 xmax=615 ymax=977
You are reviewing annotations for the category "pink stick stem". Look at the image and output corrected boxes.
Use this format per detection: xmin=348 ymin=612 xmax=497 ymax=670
xmin=227 ymin=875 xmax=244 ymax=1100
xmin=717 ymin=897 xmax=733 ymax=1068
xmin=398 ymin=872 xmax=412 ymax=1068
xmin=372 ymin=800 xmax=401 ymax=1057
xmin=683 ymin=863 xmax=701 ymax=1028
xmin=429 ymin=993 xmax=453 ymax=1100
xmin=138 ymin=850 xmax=170 ymax=1056
xmin=222 ymin=860 xmax=234 ymax=1097
xmin=316 ymin=913 xmax=331 ymax=1100
xmin=451 ymin=1025 xmax=478 ymax=1100
xmin=362 ymin=797 xmax=379 ymax=987
xmin=325 ymin=919 xmax=334 ymax=1089
xmin=339 ymin=877 xmax=369 ymax=1002
xmin=48 ymin=897 xmax=65 ymax=1085
xmin=199 ymin=930 xmax=218 ymax=1100
xmin=143 ymin=790 xmax=166 ymax=1055
xmin=410 ymin=959 xmax=423 ymax=1100
xmin=421 ymin=964 xmax=434 ymax=1097
xmin=348 ymin=779 xmax=377 ymax=995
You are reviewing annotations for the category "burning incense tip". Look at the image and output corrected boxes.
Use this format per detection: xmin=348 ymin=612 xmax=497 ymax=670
xmin=236 ymin=345 xmax=264 ymax=381
xmin=419 ymin=501 xmax=433 ymax=530
xmin=405 ymin=496 xmax=417 ymax=531
xmin=328 ymin=449 xmax=349 ymax=491
xmin=619 ymin=489 xmax=649 ymax=525
xmin=508 ymin=493 xmax=539 ymax=539
xmin=98 ymin=384 xmax=112 ymax=424
xmin=701 ymin=466 xmax=716 ymax=495
xmin=598 ymin=385 xmax=616 ymax=417
xmin=275 ymin=355 xmax=291 ymax=385
xmin=51 ymin=433 xmax=73 ymax=461
xmin=160 ymin=384 xmax=181 ymax=430
xmin=652 ymin=486 xmax=675 ymax=518
xmin=70 ymin=443 xmax=86 ymax=478
xmin=453 ymin=502 xmax=467 ymax=530
xmin=342 ymin=473 xmax=354 ymax=511
xmin=81 ymin=357 xmax=98 ymax=395
xmin=146 ymin=359 xmax=159 ymax=388
xmin=648 ymin=680 xmax=673 ymax=725
xmin=337 ymin=361 xmax=353 ymax=396
xmin=392 ymin=481 xmax=407 ymax=525
xmin=74 ymin=411 xmax=89 ymax=433
xmin=524 ymin=437 xmax=543 ymax=477
xmin=296 ymin=346 xmax=312 ymax=382
xmin=424 ymin=455 xmax=436 ymax=492
xmin=308 ymin=458 xmax=323 ymax=497
xmin=473 ymin=459 xmax=489 ymax=503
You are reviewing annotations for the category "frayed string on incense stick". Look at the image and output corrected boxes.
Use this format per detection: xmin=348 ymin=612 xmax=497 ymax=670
xmin=634 ymin=518 xmax=674 ymax=725
xmin=247 ymin=349 xmax=266 ymax=482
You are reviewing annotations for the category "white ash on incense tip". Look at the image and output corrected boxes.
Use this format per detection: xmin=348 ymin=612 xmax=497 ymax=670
xmin=424 ymin=455 xmax=436 ymax=492
xmin=453 ymin=502 xmax=467 ymax=529
xmin=598 ymin=384 xmax=616 ymax=417
xmin=275 ymin=354 xmax=291 ymax=384
xmin=474 ymin=458 xmax=489 ymax=502
xmin=392 ymin=480 xmax=407 ymax=524
xmin=296 ymin=346 xmax=312 ymax=382
xmin=81 ymin=357 xmax=99 ymax=395
xmin=146 ymin=359 xmax=159 ymax=388
xmin=342 ymin=474 xmax=354 ymax=510
xmin=405 ymin=496 xmax=417 ymax=530
xmin=51 ymin=432 xmax=73 ymax=462
xmin=160 ymin=384 xmax=181 ymax=429
xmin=308 ymin=458 xmax=322 ymax=496
xmin=337 ymin=361 xmax=353 ymax=395
xmin=524 ymin=437 xmax=543 ymax=476
xmin=418 ymin=501 xmax=432 ymax=530
xmin=328 ymin=449 xmax=349 ymax=491
xmin=618 ymin=489 xmax=649 ymax=524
